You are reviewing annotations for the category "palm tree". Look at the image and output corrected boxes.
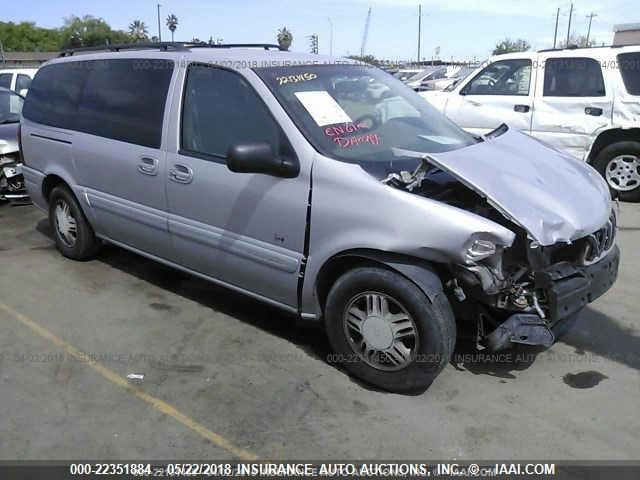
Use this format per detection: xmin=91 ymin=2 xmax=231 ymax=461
xmin=128 ymin=20 xmax=148 ymax=42
xmin=166 ymin=14 xmax=178 ymax=42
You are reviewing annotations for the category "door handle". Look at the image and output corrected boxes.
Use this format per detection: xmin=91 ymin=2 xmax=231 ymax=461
xmin=467 ymin=99 xmax=482 ymax=107
xmin=138 ymin=157 xmax=158 ymax=176
xmin=514 ymin=104 xmax=530 ymax=113
xmin=169 ymin=164 xmax=193 ymax=184
xmin=585 ymin=107 xmax=603 ymax=116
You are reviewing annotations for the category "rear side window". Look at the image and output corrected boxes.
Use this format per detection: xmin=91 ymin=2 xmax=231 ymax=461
xmin=77 ymin=59 xmax=174 ymax=148
xmin=618 ymin=52 xmax=640 ymax=95
xmin=23 ymin=59 xmax=174 ymax=148
xmin=0 ymin=74 xmax=11 ymax=89
xmin=16 ymin=74 xmax=32 ymax=92
xmin=22 ymin=62 xmax=87 ymax=129
xmin=543 ymin=57 xmax=605 ymax=97
xmin=181 ymin=64 xmax=281 ymax=159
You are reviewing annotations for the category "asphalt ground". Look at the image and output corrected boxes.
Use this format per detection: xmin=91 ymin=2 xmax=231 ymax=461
xmin=0 ymin=202 xmax=638 ymax=460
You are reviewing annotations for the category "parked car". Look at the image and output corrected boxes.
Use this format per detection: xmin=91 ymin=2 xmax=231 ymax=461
xmin=404 ymin=67 xmax=447 ymax=90
xmin=0 ymin=87 xmax=28 ymax=203
xmin=408 ymin=65 xmax=475 ymax=92
xmin=0 ymin=68 xmax=37 ymax=96
xmin=393 ymin=68 xmax=423 ymax=82
xmin=21 ymin=44 xmax=617 ymax=393
xmin=420 ymin=46 xmax=640 ymax=201
xmin=431 ymin=66 xmax=475 ymax=92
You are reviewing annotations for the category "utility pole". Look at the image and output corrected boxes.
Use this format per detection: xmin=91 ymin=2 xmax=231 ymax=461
xmin=360 ymin=6 xmax=371 ymax=57
xmin=417 ymin=4 xmax=422 ymax=64
xmin=157 ymin=4 xmax=162 ymax=42
xmin=586 ymin=12 xmax=598 ymax=45
xmin=566 ymin=2 xmax=573 ymax=46
xmin=309 ymin=34 xmax=319 ymax=54
xmin=327 ymin=17 xmax=333 ymax=56
xmin=553 ymin=7 xmax=560 ymax=48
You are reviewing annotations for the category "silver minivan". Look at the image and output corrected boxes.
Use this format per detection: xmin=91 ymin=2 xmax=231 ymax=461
xmin=20 ymin=44 xmax=619 ymax=393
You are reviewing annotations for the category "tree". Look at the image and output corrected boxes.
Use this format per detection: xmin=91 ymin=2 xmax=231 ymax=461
xmin=0 ymin=21 xmax=62 ymax=51
xmin=166 ymin=14 xmax=178 ymax=42
xmin=277 ymin=27 xmax=293 ymax=50
xmin=60 ymin=15 xmax=128 ymax=48
xmin=128 ymin=20 xmax=149 ymax=42
xmin=493 ymin=38 xmax=531 ymax=55
xmin=558 ymin=34 xmax=597 ymax=48
xmin=347 ymin=54 xmax=378 ymax=66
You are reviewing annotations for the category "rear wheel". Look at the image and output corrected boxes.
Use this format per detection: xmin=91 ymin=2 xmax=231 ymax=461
xmin=593 ymin=141 xmax=640 ymax=202
xmin=324 ymin=266 xmax=455 ymax=393
xmin=49 ymin=185 xmax=100 ymax=260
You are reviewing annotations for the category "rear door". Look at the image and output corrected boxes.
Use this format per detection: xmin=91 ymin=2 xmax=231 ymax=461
xmin=73 ymin=58 xmax=176 ymax=259
xmin=531 ymin=55 xmax=612 ymax=159
xmin=165 ymin=64 xmax=310 ymax=309
xmin=444 ymin=58 xmax=535 ymax=136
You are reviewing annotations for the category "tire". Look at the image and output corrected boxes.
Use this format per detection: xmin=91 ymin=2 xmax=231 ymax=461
xmin=48 ymin=185 xmax=100 ymax=260
xmin=324 ymin=266 xmax=455 ymax=393
xmin=592 ymin=141 xmax=640 ymax=202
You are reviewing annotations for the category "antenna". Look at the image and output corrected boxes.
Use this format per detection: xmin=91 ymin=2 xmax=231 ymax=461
xmin=360 ymin=6 xmax=372 ymax=57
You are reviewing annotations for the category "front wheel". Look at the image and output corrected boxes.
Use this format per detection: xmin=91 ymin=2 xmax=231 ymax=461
xmin=592 ymin=141 xmax=640 ymax=202
xmin=324 ymin=267 xmax=455 ymax=393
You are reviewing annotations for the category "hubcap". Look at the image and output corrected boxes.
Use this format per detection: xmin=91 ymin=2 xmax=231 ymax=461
xmin=343 ymin=292 xmax=418 ymax=371
xmin=54 ymin=200 xmax=77 ymax=247
xmin=605 ymin=155 xmax=640 ymax=192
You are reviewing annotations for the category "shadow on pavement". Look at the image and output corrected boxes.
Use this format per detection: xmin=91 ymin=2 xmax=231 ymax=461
xmin=35 ymin=218 xmax=332 ymax=363
xmin=559 ymin=307 xmax=640 ymax=371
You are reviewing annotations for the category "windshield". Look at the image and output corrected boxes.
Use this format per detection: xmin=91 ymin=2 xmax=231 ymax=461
xmin=255 ymin=65 xmax=476 ymax=171
xmin=0 ymin=89 xmax=23 ymax=124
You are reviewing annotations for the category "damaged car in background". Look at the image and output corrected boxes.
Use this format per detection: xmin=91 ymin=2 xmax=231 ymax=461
xmin=0 ymin=87 xmax=28 ymax=204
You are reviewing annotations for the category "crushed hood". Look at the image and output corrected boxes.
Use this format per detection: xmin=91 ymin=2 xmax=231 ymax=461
xmin=401 ymin=126 xmax=612 ymax=246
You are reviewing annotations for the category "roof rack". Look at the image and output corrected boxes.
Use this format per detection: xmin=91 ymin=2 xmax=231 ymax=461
xmin=59 ymin=41 xmax=285 ymax=57
xmin=537 ymin=43 xmax=632 ymax=53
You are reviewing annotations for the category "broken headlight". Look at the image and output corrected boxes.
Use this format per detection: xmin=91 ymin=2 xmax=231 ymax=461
xmin=465 ymin=239 xmax=497 ymax=263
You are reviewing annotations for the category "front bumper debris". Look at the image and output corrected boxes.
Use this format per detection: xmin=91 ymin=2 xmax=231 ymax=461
xmin=486 ymin=245 xmax=619 ymax=351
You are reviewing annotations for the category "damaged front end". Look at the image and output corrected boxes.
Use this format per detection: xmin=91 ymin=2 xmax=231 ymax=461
xmin=454 ymin=215 xmax=619 ymax=351
xmin=385 ymin=128 xmax=619 ymax=351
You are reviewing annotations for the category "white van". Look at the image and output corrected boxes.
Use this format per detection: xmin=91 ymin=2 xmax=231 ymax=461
xmin=421 ymin=46 xmax=640 ymax=201
xmin=0 ymin=68 xmax=38 ymax=96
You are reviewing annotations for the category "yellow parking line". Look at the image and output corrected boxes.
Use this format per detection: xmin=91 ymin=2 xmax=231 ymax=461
xmin=0 ymin=302 xmax=258 ymax=461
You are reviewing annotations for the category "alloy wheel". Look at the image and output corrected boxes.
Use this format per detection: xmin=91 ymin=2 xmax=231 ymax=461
xmin=605 ymin=155 xmax=640 ymax=192
xmin=54 ymin=199 xmax=78 ymax=247
xmin=343 ymin=291 xmax=419 ymax=371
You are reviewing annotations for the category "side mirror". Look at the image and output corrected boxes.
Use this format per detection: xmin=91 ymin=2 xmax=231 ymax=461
xmin=19 ymin=89 xmax=28 ymax=97
xmin=227 ymin=142 xmax=299 ymax=178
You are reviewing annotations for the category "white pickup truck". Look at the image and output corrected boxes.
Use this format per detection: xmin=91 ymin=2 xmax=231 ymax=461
xmin=420 ymin=46 xmax=640 ymax=201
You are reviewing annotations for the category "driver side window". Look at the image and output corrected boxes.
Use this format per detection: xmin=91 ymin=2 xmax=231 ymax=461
xmin=463 ymin=59 xmax=532 ymax=96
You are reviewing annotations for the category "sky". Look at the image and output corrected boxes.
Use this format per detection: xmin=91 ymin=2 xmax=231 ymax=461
xmin=2 ymin=0 xmax=635 ymax=61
